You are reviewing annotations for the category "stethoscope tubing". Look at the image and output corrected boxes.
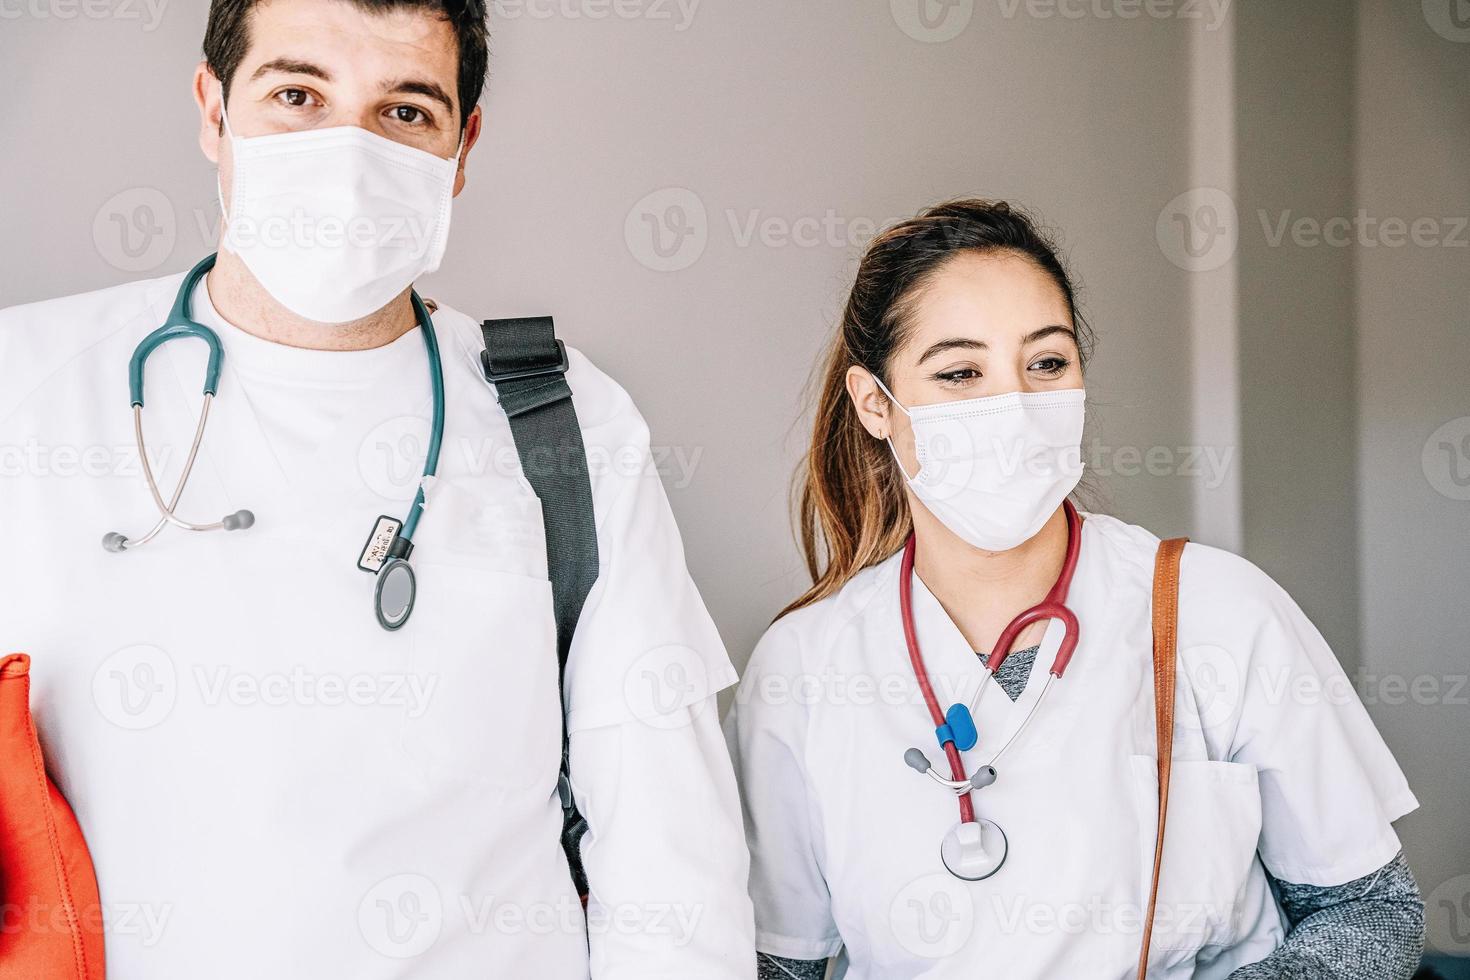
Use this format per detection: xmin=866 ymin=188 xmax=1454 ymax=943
xmin=900 ymin=500 xmax=1084 ymax=825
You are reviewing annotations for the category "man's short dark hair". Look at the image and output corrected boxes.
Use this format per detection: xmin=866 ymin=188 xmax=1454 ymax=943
xmin=203 ymin=0 xmax=489 ymax=131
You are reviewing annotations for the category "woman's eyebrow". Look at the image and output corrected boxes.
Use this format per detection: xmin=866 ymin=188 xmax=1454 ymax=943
xmin=1023 ymin=324 xmax=1077 ymax=345
xmin=917 ymin=338 xmax=987 ymax=364
xmin=917 ymin=325 xmax=1075 ymax=364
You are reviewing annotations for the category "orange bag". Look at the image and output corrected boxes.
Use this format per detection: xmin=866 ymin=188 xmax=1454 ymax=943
xmin=0 ymin=653 xmax=105 ymax=979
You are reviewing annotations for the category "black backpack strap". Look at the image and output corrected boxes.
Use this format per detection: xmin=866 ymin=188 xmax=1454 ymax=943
xmin=481 ymin=315 xmax=600 ymax=897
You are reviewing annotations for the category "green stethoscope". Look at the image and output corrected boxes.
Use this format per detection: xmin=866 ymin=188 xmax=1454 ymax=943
xmin=101 ymin=252 xmax=446 ymax=632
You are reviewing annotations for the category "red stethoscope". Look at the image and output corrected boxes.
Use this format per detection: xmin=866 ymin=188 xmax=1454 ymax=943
xmin=899 ymin=499 xmax=1084 ymax=880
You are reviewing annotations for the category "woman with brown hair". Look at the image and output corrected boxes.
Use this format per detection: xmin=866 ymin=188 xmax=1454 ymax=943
xmin=726 ymin=200 xmax=1424 ymax=979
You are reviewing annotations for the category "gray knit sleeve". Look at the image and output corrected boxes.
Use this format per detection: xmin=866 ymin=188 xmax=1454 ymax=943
xmin=1226 ymin=851 xmax=1424 ymax=980
xmin=757 ymin=952 xmax=828 ymax=979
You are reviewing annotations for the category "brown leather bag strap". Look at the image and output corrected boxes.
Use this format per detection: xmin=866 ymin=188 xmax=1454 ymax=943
xmin=1138 ymin=537 xmax=1188 ymax=980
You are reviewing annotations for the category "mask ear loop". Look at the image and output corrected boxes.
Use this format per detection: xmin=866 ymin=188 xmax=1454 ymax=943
xmin=869 ymin=371 xmax=922 ymax=483
xmin=216 ymin=102 xmax=236 ymax=225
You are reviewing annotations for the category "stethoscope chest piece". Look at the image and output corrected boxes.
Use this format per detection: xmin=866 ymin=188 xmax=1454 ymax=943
xmin=374 ymin=558 xmax=417 ymax=631
xmin=940 ymin=819 xmax=1008 ymax=882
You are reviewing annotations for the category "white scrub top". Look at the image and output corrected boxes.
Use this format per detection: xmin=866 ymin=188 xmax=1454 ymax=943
xmin=726 ymin=513 xmax=1418 ymax=980
xmin=0 ymin=269 xmax=748 ymax=977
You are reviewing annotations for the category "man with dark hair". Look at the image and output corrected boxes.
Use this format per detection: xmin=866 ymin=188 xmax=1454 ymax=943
xmin=0 ymin=1 xmax=754 ymax=976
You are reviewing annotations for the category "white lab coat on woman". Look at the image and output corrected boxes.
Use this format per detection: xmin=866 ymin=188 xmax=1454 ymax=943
xmin=0 ymin=269 xmax=754 ymax=979
xmin=726 ymin=513 xmax=1415 ymax=980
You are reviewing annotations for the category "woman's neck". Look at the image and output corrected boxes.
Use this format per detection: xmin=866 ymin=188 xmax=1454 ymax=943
xmin=910 ymin=503 xmax=1070 ymax=658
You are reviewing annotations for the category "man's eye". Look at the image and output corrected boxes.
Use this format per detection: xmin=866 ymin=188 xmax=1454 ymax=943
xmin=276 ymin=89 xmax=312 ymax=108
xmin=391 ymin=106 xmax=428 ymax=125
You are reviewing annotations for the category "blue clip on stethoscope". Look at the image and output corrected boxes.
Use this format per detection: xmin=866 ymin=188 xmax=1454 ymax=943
xmin=899 ymin=499 xmax=1084 ymax=880
xmin=102 ymin=252 xmax=446 ymax=632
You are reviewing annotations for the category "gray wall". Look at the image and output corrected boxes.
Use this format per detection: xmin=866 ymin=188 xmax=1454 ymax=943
xmin=1234 ymin=0 xmax=1362 ymax=667
xmin=0 ymin=0 xmax=1197 ymax=667
xmin=1355 ymin=0 xmax=1470 ymax=954
xmin=3 ymin=0 xmax=1466 ymax=944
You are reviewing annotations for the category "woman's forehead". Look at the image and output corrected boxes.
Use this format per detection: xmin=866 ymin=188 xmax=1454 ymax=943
xmin=902 ymin=251 xmax=1073 ymax=350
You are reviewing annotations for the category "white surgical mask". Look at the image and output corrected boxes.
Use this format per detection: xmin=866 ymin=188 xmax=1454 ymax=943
xmin=218 ymin=108 xmax=462 ymax=324
xmin=874 ymin=376 xmax=1086 ymax=552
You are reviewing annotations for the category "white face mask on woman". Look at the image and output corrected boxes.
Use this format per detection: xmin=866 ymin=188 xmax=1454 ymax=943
xmin=873 ymin=376 xmax=1087 ymax=552
xmin=218 ymin=108 xmax=462 ymax=324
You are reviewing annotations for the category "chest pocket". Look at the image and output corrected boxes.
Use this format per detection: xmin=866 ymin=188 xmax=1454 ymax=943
xmin=1132 ymin=757 xmax=1263 ymax=957
xmin=398 ymin=476 xmax=560 ymax=796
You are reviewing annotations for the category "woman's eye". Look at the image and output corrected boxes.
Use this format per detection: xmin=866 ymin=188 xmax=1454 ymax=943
xmin=1030 ymin=356 xmax=1070 ymax=376
xmin=934 ymin=368 xmax=981 ymax=386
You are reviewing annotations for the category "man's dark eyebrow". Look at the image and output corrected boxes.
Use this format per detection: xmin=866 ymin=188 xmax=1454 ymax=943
xmin=250 ymin=58 xmax=332 ymax=83
xmin=383 ymin=78 xmax=456 ymax=115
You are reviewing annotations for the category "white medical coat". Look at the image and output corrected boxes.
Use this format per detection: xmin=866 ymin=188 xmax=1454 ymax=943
xmin=0 ymin=269 xmax=754 ymax=978
xmin=726 ymin=513 xmax=1417 ymax=979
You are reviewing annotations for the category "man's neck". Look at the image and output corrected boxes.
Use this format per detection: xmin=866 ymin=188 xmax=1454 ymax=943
xmin=204 ymin=250 xmax=418 ymax=352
